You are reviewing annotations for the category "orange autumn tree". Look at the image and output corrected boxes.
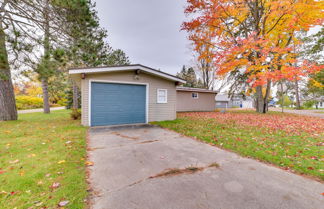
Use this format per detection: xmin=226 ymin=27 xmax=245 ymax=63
xmin=182 ymin=0 xmax=323 ymax=113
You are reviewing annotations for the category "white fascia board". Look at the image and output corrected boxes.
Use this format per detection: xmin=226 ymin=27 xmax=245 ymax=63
xmin=69 ymin=65 xmax=186 ymax=83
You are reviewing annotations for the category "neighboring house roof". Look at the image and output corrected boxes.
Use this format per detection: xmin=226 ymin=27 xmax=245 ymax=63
xmin=69 ymin=64 xmax=186 ymax=83
xmin=176 ymin=86 xmax=218 ymax=93
xmin=215 ymin=94 xmax=231 ymax=102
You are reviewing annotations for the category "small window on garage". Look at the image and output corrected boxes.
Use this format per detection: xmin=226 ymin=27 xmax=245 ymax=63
xmin=157 ymin=89 xmax=167 ymax=103
xmin=192 ymin=92 xmax=199 ymax=99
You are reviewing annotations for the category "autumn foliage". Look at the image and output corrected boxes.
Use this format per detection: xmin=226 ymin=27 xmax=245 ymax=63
xmin=182 ymin=0 xmax=323 ymax=86
xmin=181 ymin=112 xmax=324 ymax=136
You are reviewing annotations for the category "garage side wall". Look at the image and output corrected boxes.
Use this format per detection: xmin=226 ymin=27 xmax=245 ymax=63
xmin=80 ymin=71 xmax=177 ymax=126
xmin=176 ymin=91 xmax=216 ymax=112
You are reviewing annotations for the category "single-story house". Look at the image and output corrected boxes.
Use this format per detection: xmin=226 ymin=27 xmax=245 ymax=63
xmin=215 ymin=94 xmax=254 ymax=108
xmin=176 ymin=87 xmax=217 ymax=112
xmin=69 ymin=64 xmax=216 ymax=127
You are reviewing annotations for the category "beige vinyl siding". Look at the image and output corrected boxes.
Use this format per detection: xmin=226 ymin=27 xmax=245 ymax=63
xmin=176 ymin=91 xmax=216 ymax=112
xmin=80 ymin=71 xmax=176 ymax=126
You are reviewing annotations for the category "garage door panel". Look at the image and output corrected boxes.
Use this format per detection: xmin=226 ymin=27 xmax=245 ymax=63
xmin=91 ymin=82 xmax=146 ymax=126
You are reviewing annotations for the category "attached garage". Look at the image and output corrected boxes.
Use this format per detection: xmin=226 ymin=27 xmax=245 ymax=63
xmin=69 ymin=65 xmax=185 ymax=126
xmin=176 ymin=87 xmax=218 ymax=112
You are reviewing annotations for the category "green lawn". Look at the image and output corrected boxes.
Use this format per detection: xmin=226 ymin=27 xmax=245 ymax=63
xmin=0 ymin=110 xmax=88 ymax=209
xmin=153 ymin=111 xmax=324 ymax=181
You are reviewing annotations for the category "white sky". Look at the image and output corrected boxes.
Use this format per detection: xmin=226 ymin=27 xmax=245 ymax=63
xmin=94 ymin=0 xmax=192 ymax=76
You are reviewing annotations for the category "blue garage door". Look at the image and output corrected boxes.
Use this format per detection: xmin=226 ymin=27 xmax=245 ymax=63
xmin=91 ymin=82 xmax=146 ymax=126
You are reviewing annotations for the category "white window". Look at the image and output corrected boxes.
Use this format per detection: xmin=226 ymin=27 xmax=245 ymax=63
xmin=157 ymin=89 xmax=167 ymax=103
xmin=192 ymin=92 xmax=199 ymax=99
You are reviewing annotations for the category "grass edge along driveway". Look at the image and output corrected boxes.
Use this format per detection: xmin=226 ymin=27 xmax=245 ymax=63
xmin=153 ymin=111 xmax=324 ymax=181
xmin=0 ymin=110 xmax=88 ymax=209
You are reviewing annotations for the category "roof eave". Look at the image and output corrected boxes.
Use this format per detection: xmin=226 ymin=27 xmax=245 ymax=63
xmin=69 ymin=65 xmax=186 ymax=83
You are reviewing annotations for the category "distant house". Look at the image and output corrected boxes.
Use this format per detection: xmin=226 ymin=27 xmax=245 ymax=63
xmin=316 ymin=100 xmax=324 ymax=108
xmin=215 ymin=94 xmax=254 ymax=108
xmin=313 ymin=96 xmax=324 ymax=109
xmin=300 ymin=96 xmax=324 ymax=109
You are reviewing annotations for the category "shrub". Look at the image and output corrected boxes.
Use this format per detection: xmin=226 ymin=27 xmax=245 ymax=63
xmin=16 ymin=96 xmax=43 ymax=110
xmin=70 ymin=108 xmax=81 ymax=120
xmin=277 ymin=95 xmax=292 ymax=107
xmin=303 ymin=100 xmax=316 ymax=109
xmin=65 ymin=87 xmax=81 ymax=109
xmin=57 ymin=98 xmax=67 ymax=107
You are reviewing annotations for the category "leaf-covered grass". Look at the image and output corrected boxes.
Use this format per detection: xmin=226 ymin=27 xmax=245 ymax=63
xmin=0 ymin=110 xmax=88 ymax=209
xmin=153 ymin=111 xmax=324 ymax=180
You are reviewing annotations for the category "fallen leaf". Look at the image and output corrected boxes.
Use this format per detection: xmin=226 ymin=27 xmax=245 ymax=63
xmin=9 ymin=159 xmax=19 ymax=164
xmin=85 ymin=161 xmax=94 ymax=166
xmin=35 ymin=201 xmax=43 ymax=206
xmin=58 ymin=200 xmax=69 ymax=207
xmin=29 ymin=154 xmax=36 ymax=157
xmin=51 ymin=182 xmax=60 ymax=189
xmin=57 ymin=160 xmax=66 ymax=164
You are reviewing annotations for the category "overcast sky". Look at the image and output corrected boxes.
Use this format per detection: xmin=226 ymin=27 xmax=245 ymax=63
xmin=94 ymin=0 xmax=192 ymax=75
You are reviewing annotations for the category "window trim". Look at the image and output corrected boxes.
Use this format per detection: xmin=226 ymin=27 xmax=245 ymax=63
xmin=157 ymin=89 xmax=168 ymax=104
xmin=192 ymin=92 xmax=199 ymax=99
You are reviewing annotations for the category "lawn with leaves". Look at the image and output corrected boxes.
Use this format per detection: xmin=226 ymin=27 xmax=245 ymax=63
xmin=0 ymin=110 xmax=88 ymax=208
xmin=154 ymin=111 xmax=324 ymax=180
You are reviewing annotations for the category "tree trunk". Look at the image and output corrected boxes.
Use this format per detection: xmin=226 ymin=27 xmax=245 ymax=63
xmin=41 ymin=78 xmax=50 ymax=113
xmin=262 ymin=79 xmax=271 ymax=113
xmin=40 ymin=0 xmax=51 ymax=114
xmin=205 ymin=62 xmax=210 ymax=89
xmin=0 ymin=19 xmax=17 ymax=121
xmin=295 ymin=79 xmax=301 ymax=109
xmin=255 ymin=86 xmax=264 ymax=113
xmin=72 ymin=82 xmax=79 ymax=109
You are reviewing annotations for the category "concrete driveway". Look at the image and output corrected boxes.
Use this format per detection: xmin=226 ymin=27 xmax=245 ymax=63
xmin=88 ymin=125 xmax=323 ymax=209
